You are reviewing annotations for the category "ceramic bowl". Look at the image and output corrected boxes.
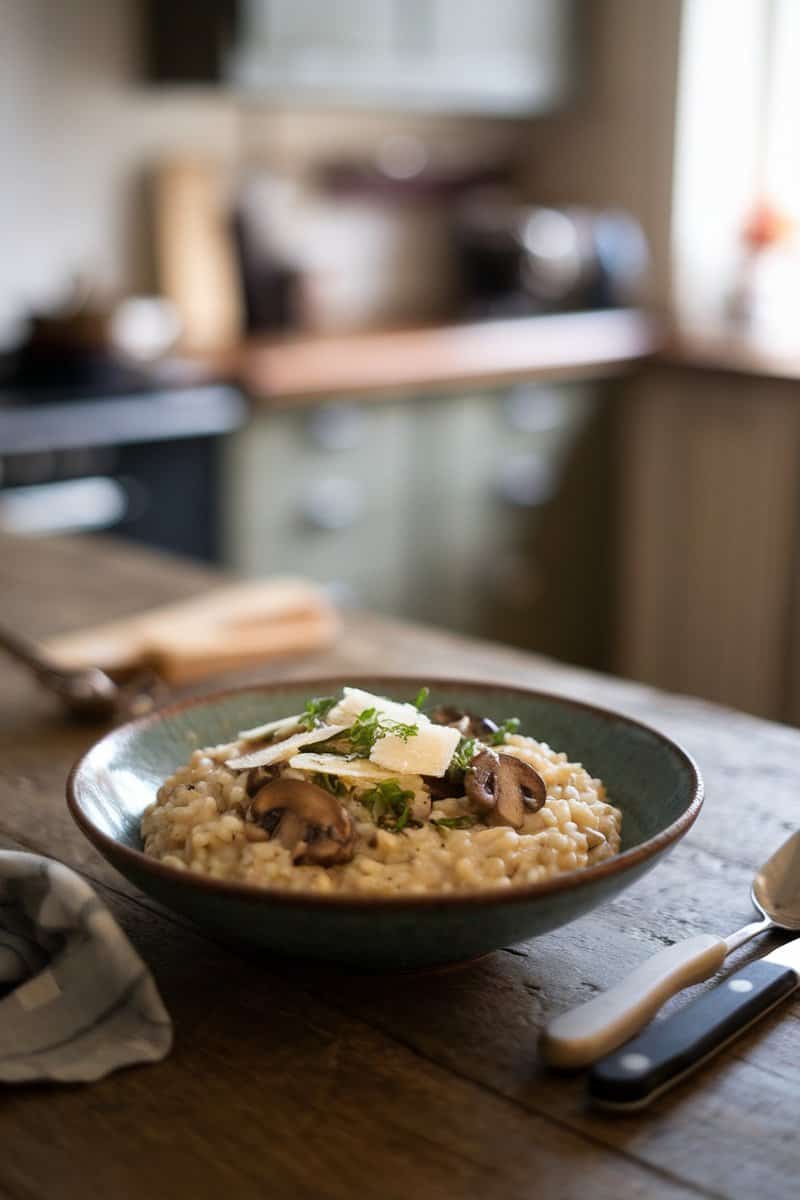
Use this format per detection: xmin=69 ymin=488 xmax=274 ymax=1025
xmin=67 ymin=677 xmax=703 ymax=969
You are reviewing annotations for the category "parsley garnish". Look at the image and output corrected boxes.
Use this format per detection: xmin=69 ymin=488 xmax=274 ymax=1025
xmin=313 ymin=772 xmax=345 ymax=797
xmin=347 ymin=707 xmax=419 ymax=756
xmin=298 ymin=696 xmax=336 ymax=731
xmin=431 ymin=815 xmax=477 ymax=830
xmin=448 ymin=736 xmax=477 ymax=776
xmin=414 ymin=686 xmax=430 ymax=710
xmin=490 ymin=717 xmax=520 ymax=745
xmin=360 ymin=780 xmax=416 ymax=831
xmin=294 ymin=700 xmax=421 ymax=760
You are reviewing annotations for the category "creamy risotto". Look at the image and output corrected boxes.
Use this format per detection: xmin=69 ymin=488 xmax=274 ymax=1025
xmin=141 ymin=687 xmax=621 ymax=896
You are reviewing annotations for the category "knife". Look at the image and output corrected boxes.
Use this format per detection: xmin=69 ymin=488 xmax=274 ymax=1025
xmin=587 ymin=937 xmax=800 ymax=1111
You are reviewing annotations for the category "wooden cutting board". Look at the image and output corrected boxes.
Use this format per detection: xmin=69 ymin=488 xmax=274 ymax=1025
xmin=153 ymin=157 xmax=243 ymax=352
xmin=43 ymin=578 xmax=339 ymax=685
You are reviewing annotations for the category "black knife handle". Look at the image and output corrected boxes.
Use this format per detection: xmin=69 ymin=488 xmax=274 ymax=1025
xmin=588 ymin=958 xmax=798 ymax=1111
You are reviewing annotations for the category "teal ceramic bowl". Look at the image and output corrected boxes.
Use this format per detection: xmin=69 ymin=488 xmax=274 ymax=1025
xmin=67 ymin=677 xmax=703 ymax=969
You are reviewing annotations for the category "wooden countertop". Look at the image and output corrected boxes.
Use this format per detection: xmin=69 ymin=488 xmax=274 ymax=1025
xmin=196 ymin=308 xmax=658 ymax=404
xmin=664 ymin=325 xmax=800 ymax=383
xmin=2 ymin=533 xmax=798 ymax=1200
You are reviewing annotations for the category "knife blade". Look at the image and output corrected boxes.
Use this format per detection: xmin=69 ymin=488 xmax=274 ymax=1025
xmin=587 ymin=937 xmax=800 ymax=1111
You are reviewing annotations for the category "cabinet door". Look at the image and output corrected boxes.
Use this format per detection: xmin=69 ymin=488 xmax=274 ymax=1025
xmin=403 ymin=382 xmax=598 ymax=648
xmin=224 ymin=400 xmax=416 ymax=614
xmin=617 ymin=368 xmax=800 ymax=720
xmin=427 ymin=0 xmax=573 ymax=110
xmin=403 ymin=390 xmax=498 ymax=632
xmin=230 ymin=0 xmax=575 ymax=115
xmin=476 ymin=383 xmax=600 ymax=653
xmin=225 ymin=383 xmax=603 ymax=662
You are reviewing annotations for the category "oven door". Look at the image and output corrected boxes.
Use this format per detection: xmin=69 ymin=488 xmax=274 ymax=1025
xmin=0 ymin=385 xmax=246 ymax=562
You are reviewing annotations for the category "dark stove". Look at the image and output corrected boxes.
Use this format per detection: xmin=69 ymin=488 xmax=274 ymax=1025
xmin=0 ymin=357 xmax=247 ymax=562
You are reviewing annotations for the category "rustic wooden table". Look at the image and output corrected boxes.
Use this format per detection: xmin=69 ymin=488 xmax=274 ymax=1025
xmin=1 ymin=534 xmax=798 ymax=1200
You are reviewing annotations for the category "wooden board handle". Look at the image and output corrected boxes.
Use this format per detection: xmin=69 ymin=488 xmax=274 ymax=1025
xmin=43 ymin=578 xmax=339 ymax=684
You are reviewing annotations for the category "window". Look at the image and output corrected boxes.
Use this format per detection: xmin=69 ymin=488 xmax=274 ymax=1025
xmin=672 ymin=0 xmax=800 ymax=335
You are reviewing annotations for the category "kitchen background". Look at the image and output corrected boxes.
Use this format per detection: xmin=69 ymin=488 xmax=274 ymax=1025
xmin=2 ymin=0 xmax=800 ymax=724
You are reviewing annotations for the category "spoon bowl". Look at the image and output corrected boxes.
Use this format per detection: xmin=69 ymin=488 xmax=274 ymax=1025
xmin=751 ymin=830 xmax=800 ymax=931
xmin=0 ymin=621 xmax=164 ymax=721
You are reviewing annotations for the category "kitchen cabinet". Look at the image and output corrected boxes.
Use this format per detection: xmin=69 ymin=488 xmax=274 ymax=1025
xmin=224 ymin=400 xmax=417 ymax=615
xmin=616 ymin=365 xmax=800 ymax=721
xmin=224 ymin=381 xmax=609 ymax=664
xmin=145 ymin=0 xmax=576 ymax=116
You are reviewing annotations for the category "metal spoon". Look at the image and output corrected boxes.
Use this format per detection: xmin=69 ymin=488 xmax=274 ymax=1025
xmin=541 ymin=829 xmax=800 ymax=1069
xmin=0 ymin=621 xmax=164 ymax=721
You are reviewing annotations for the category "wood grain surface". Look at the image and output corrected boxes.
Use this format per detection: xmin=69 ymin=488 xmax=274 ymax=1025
xmin=193 ymin=309 xmax=657 ymax=405
xmin=1 ymin=533 xmax=798 ymax=1200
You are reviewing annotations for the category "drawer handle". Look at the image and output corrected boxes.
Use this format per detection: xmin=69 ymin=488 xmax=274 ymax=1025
xmin=306 ymin=404 xmax=366 ymax=451
xmin=301 ymin=478 xmax=365 ymax=531
xmin=494 ymin=454 xmax=556 ymax=508
xmin=504 ymin=387 xmax=566 ymax=434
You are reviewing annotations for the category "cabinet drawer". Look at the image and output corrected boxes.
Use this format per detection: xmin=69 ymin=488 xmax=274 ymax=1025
xmin=225 ymin=382 xmax=603 ymax=653
xmin=225 ymin=401 xmax=416 ymax=613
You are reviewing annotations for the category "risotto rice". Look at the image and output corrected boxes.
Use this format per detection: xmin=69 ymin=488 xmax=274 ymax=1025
xmin=141 ymin=688 xmax=621 ymax=896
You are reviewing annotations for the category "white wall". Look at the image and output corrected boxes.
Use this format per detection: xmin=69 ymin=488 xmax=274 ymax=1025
xmin=0 ymin=0 xmax=238 ymax=345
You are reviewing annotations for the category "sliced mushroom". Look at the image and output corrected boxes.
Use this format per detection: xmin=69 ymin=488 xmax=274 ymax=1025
xmin=423 ymin=773 xmax=465 ymax=801
xmin=249 ymin=778 xmax=355 ymax=866
xmin=431 ymin=705 xmax=499 ymax=740
xmin=245 ymin=765 xmax=278 ymax=797
xmin=465 ymin=750 xmax=546 ymax=830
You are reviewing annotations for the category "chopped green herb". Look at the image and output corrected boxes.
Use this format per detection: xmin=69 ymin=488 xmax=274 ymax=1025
xmin=313 ymin=773 xmax=345 ymax=797
xmin=431 ymin=815 xmax=477 ymax=830
xmin=360 ymin=779 xmax=416 ymax=832
xmin=346 ymin=707 xmax=420 ymax=757
xmin=298 ymin=696 xmax=336 ymax=731
xmin=448 ymin=736 xmax=478 ymax=776
xmin=413 ymin=686 xmax=430 ymax=710
xmin=346 ymin=707 xmax=381 ymax=755
xmin=490 ymin=717 xmax=520 ymax=745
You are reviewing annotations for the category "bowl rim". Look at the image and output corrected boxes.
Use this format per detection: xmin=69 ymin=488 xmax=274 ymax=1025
xmin=66 ymin=675 xmax=704 ymax=912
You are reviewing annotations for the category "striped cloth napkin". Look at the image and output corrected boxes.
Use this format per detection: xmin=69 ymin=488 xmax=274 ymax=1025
xmin=0 ymin=850 xmax=172 ymax=1083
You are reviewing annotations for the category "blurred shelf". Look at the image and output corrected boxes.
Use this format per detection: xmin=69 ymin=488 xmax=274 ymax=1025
xmin=193 ymin=309 xmax=659 ymax=405
xmin=663 ymin=326 xmax=800 ymax=383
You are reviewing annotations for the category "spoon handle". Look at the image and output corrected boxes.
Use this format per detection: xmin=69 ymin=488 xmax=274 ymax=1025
xmin=540 ymin=933 xmax=728 ymax=1069
xmin=0 ymin=622 xmax=55 ymax=677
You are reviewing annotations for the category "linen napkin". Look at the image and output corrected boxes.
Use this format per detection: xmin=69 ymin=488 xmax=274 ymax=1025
xmin=0 ymin=850 xmax=172 ymax=1083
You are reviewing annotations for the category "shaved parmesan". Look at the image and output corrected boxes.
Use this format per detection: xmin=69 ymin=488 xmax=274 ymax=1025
xmin=237 ymin=714 xmax=301 ymax=742
xmin=226 ymin=725 xmax=346 ymax=770
xmin=370 ymin=722 xmax=460 ymax=778
xmin=288 ymin=753 xmax=423 ymax=790
xmin=327 ymin=687 xmax=425 ymax=729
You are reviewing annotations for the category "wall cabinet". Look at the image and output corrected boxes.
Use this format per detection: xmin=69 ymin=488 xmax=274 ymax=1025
xmin=145 ymin=0 xmax=576 ymax=116
xmin=224 ymin=382 xmax=610 ymax=663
